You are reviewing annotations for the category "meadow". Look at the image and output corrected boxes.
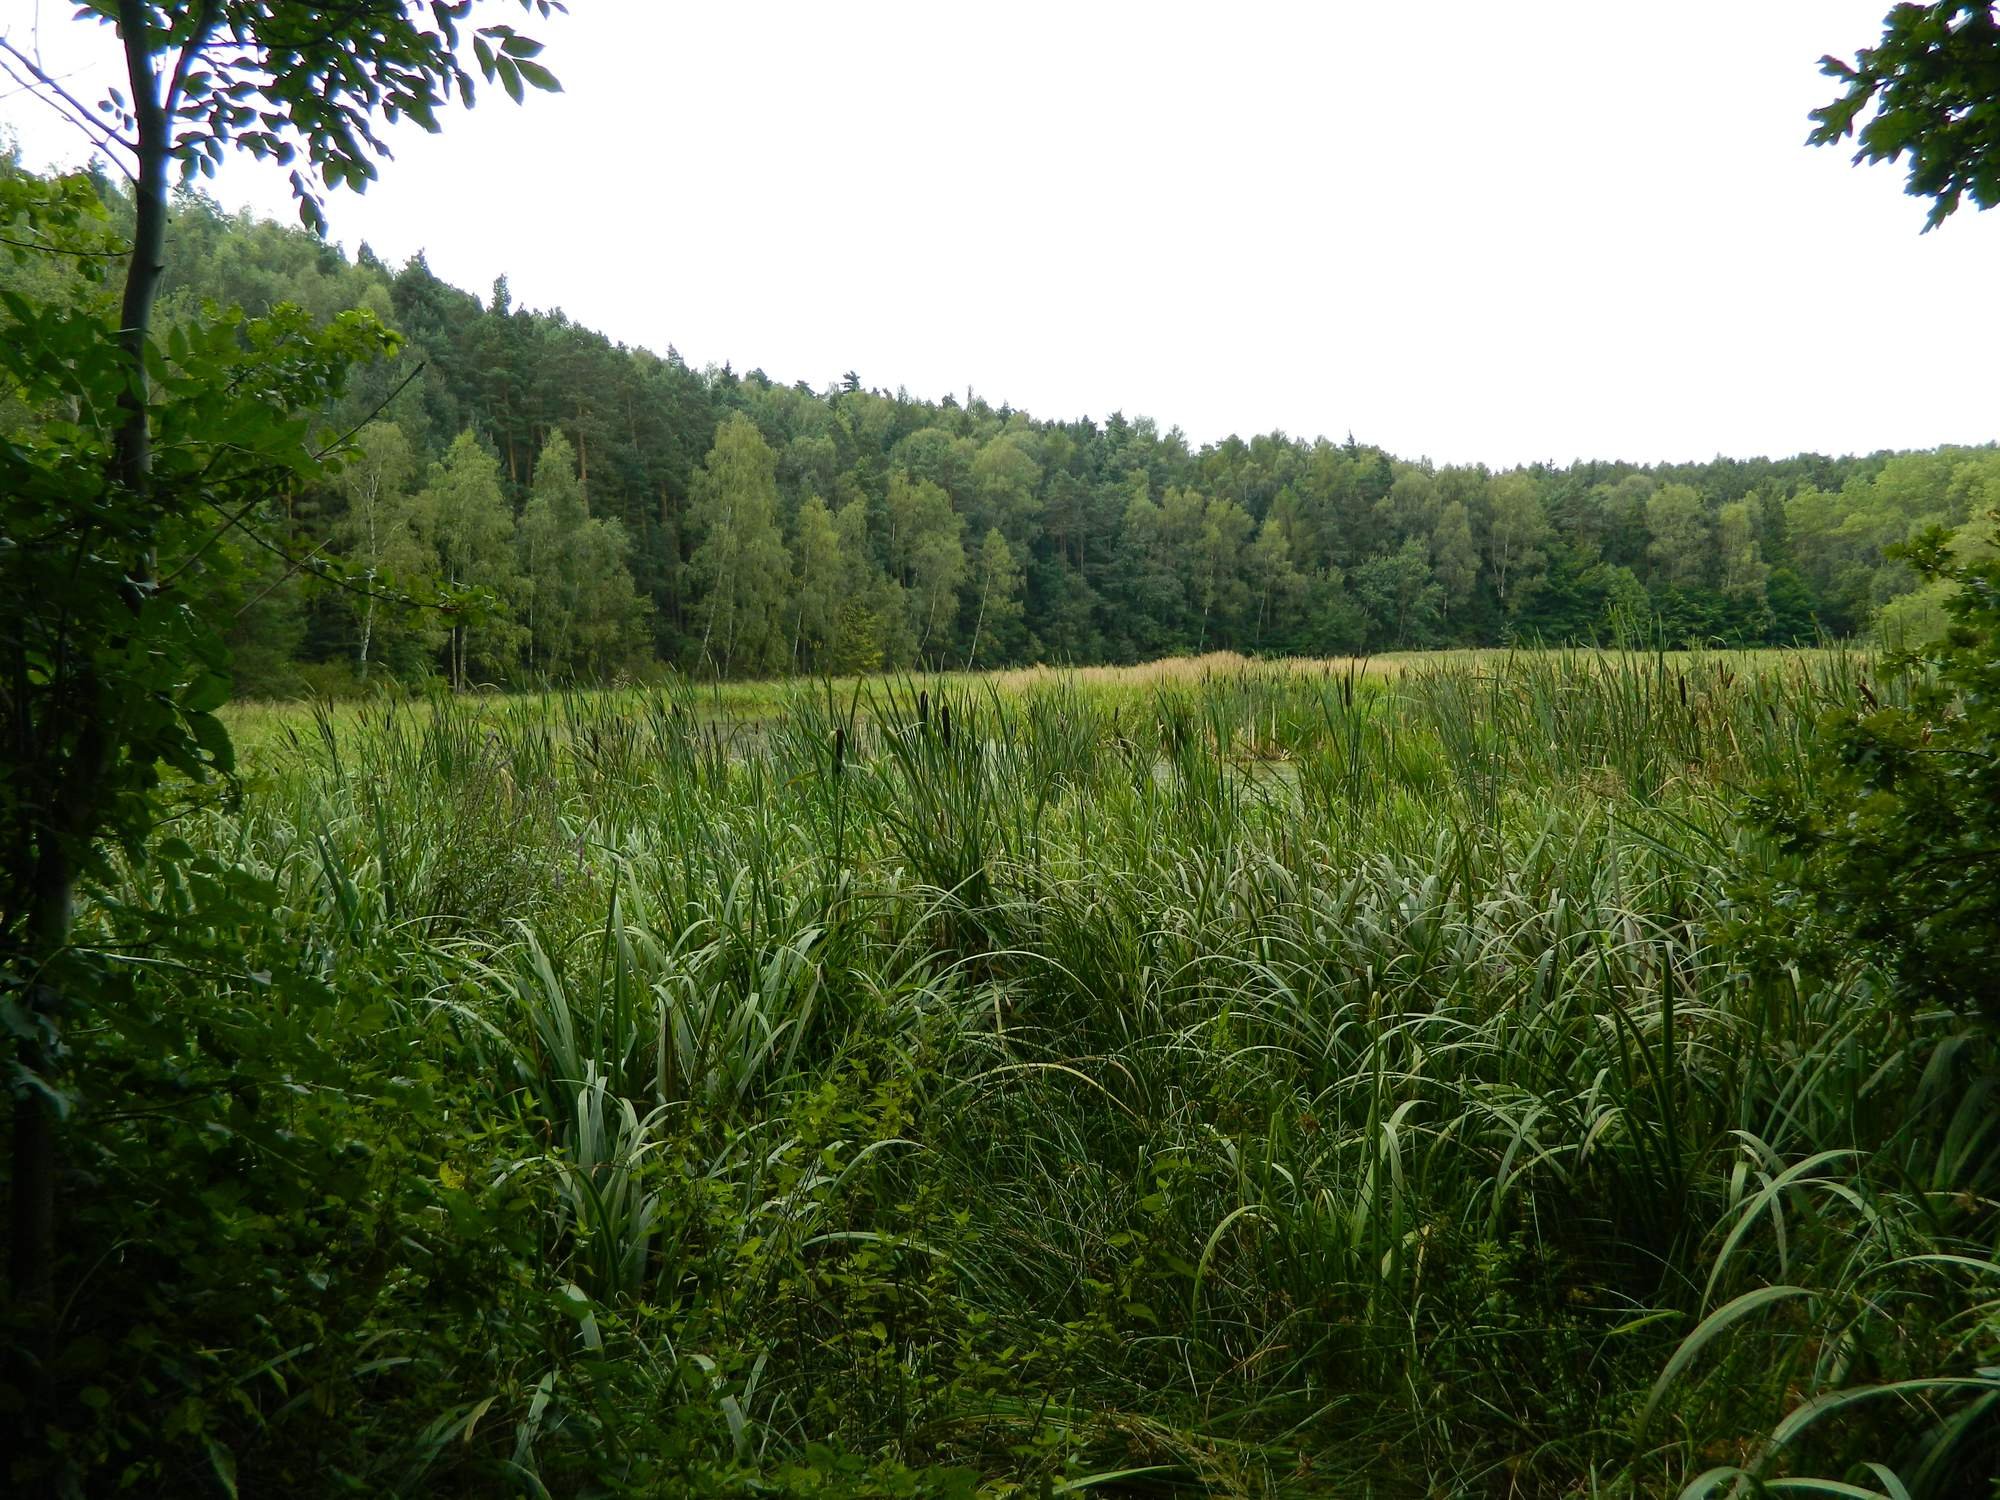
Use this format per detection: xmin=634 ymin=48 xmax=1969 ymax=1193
xmin=41 ymin=650 xmax=1998 ymax=1497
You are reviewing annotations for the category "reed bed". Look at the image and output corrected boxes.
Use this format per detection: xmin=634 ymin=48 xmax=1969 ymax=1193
xmin=135 ymin=649 xmax=1993 ymax=1495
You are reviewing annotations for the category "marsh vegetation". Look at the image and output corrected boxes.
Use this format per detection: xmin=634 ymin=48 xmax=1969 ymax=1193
xmin=20 ymin=651 xmax=1994 ymax=1495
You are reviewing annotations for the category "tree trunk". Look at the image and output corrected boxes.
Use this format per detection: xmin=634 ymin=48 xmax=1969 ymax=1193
xmin=966 ymin=579 xmax=990 ymax=672
xmin=359 ymin=577 xmax=375 ymax=677
xmin=358 ymin=500 xmax=378 ymax=677
xmin=9 ymin=1081 xmax=56 ymax=1319
xmin=11 ymin=0 xmax=180 ymax=1333
xmin=523 ymin=542 xmax=537 ymax=680
xmin=112 ymin=0 xmax=171 ymax=505
xmin=9 ymin=848 xmax=76 ymax=1322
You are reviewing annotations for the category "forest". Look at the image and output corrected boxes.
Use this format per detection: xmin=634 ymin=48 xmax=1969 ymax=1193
xmin=6 ymin=148 xmax=1995 ymax=694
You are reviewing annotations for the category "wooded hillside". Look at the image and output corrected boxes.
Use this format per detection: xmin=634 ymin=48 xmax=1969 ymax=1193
xmin=10 ymin=155 xmax=1994 ymax=690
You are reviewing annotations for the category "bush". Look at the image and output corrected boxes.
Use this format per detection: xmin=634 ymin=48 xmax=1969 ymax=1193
xmin=1750 ymin=522 xmax=2000 ymax=1024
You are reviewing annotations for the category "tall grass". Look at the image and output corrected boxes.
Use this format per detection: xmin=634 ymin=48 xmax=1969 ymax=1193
xmin=183 ymin=647 xmax=1995 ymax=1495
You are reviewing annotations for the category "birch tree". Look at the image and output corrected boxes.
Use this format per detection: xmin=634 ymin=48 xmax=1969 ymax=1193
xmin=965 ymin=527 xmax=1024 ymax=670
xmin=418 ymin=430 xmax=524 ymax=687
xmin=689 ymin=414 xmax=789 ymax=675
xmin=332 ymin=420 xmax=432 ymax=678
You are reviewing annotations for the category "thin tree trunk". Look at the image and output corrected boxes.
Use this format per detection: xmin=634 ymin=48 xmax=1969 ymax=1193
xmin=359 ymin=578 xmax=376 ymax=677
xmin=523 ymin=538 xmax=537 ymax=680
xmin=698 ymin=577 xmax=719 ymax=675
xmin=11 ymin=0 xmax=184 ymax=1331
xmin=966 ymin=578 xmax=991 ymax=672
xmin=358 ymin=499 xmax=378 ymax=677
xmin=919 ymin=590 xmax=938 ymax=660
xmin=8 ymin=684 xmax=100 ymax=1298
xmin=112 ymin=0 xmax=170 ymax=506
xmin=9 ymin=848 xmax=72 ymax=1324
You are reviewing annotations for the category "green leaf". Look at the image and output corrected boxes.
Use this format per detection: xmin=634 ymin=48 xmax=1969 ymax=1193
xmin=204 ymin=1439 xmax=240 ymax=1499
xmin=182 ymin=672 xmax=231 ymax=714
xmin=1636 ymin=1285 xmax=1816 ymax=1442
xmin=513 ymin=58 xmax=559 ymax=93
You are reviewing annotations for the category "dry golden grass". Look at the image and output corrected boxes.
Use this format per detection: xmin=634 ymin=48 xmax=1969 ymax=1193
xmin=224 ymin=646 xmax=1854 ymax=755
xmin=977 ymin=651 xmax=1385 ymax=692
xmin=973 ymin=645 xmax=1849 ymax=693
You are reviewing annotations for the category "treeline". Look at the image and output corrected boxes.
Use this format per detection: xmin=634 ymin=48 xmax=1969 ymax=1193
xmin=11 ymin=161 xmax=1999 ymax=690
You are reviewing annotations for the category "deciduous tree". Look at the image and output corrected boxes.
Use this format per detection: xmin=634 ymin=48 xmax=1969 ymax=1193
xmin=965 ymin=527 xmax=1024 ymax=670
xmin=332 ymin=419 xmax=436 ymax=678
xmin=518 ymin=430 xmax=645 ymax=679
xmin=789 ymin=493 xmax=844 ymax=670
xmin=689 ymin=413 xmax=790 ymax=675
xmin=1486 ymin=472 xmax=1549 ymax=611
xmin=0 ymin=0 xmax=562 ymax=1325
xmin=420 ymin=430 xmax=524 ymax=686
xmin=1645 ymin=483 xmax=1712 ymax=589
xmin=1811 ymin=1 xmax=2000 ymax=228
xmin=1431 ymin=499 xmax=1481 ymax=618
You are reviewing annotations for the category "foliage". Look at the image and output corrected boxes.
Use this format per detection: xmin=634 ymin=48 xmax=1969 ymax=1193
xmin=0 ymin=167 xmax=399 ymax=1023
xmin=1811 ymin=1 xmax=2000 ymax=229
xmin=1 ymin=5 xmax=566 ymax=1481
xmin=0 ymin=159 xmax=404 ymax=1478
xmin=419 ymin=429 xmax=525 ymax=686
xmin=4 ymin=3 xmax=1998 ymax=1491
xmin=963 ymin=527 xmax=1024 ymax=669
xmin=517 ymin=430 xmax=648 ymax=680
xmin=688 ymin=413 xmax=791 ymax=676
xmin=53 ymin=0 xmax=567 ymax=233
xmin=1747 ymin=523 xmax=2000 ymax=1024
xmin=332 ymin=417 xmax=441 ymax=679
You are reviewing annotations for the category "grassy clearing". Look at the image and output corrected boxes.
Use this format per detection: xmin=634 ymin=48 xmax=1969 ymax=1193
xmin=68 ymin=649 xmax=1999 ymax=1495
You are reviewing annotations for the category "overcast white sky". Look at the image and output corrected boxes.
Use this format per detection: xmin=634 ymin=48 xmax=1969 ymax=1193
xmin=4 ymin=1 xmax=1996 ymax=467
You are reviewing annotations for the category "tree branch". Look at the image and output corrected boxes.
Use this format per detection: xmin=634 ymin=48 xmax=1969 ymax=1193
xmin=311 ymin=359 xmax=428 ymax=462
xmin=0 ymin=231 xmax=129 ymax=258
xmin=162 ymin=0 xmax=220 ymax=117
xmin=0 ymin=38 xmax=140 ymax=166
